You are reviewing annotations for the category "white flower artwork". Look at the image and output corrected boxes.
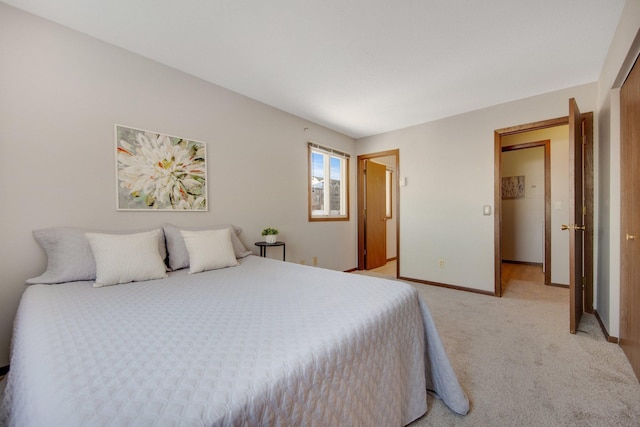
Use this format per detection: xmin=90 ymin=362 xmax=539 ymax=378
xmin=116 ymin=125 xmax=207 ymax=211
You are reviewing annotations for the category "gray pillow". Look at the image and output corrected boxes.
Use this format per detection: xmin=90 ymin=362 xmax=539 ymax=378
xmin=26 ymin=227 xmax=167 ymax=285
xmin=163 ymin=223 xmax=252 ymax=271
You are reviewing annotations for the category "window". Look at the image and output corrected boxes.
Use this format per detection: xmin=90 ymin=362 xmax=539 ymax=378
xmin=308 ymin=142 xmax=349 ymax=221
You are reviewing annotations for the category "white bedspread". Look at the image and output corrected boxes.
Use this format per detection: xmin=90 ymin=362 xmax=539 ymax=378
xmin=1 ymin=256 xmax=468 ymax=426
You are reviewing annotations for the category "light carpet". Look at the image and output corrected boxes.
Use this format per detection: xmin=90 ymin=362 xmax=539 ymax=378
xmin=394 ymin=278 xmax=640 ymax=426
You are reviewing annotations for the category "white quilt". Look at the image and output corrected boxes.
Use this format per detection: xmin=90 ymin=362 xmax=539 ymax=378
xmin=1 ymin=256 xmax=468 ymax=426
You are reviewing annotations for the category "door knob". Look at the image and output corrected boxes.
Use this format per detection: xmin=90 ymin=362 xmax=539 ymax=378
xmin=561 ymin=224 xmax=585 ymax=231
xmin=627 ymin=233 xmax=636 ymax=241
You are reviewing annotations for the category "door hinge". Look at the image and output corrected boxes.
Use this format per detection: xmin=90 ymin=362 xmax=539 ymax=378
xmin=582 ymin=277 xmax=586 ymax=289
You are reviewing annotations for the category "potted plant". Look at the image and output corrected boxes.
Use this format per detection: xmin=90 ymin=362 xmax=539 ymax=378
xmin=261 ymin=227 xmax=279 ymax=244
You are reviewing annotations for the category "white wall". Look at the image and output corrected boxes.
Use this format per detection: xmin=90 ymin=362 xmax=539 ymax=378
xmin=356 ymin=84 xmax=596 ymax=292
xmin=502 ymin=126 xmax=571 ymax=285
xmin=0 ymin=4 xmax=356 ymax=366
xmin=501 ymin=147 xmax=545 ymax=265
xmin=594 ymin=0 xmax=640 ymax=338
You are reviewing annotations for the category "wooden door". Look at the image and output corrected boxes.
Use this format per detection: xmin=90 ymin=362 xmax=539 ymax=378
xmin=620 ymin=55 xmax=640 ymax=380
xmin=365 ymin=160 xmax=387 ymax=269
xmin=567 ymin=98 xmax=585 ymax=334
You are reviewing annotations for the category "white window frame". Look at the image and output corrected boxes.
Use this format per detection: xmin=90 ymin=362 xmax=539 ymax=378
xmin=308 ymin=143 xmax=350 ymax=221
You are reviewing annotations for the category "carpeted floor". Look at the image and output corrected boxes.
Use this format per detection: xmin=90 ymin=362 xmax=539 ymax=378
xmin=357 ymin=264 xmax=640 ymax=426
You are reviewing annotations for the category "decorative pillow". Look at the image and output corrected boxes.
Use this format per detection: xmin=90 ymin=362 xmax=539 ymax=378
xmin=85 ymin=229 xmax=168 ymax=288
xmin=163 ymin=223 xmax=251 ymax=270
xmin=26 ymin=227 xmax=167 ymax=285
xmin=180 ymin=228 xmax=239 ymax=273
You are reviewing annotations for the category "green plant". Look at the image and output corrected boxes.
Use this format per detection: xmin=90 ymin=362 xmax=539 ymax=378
xmin=261 ymin=227 xmax=279 ymax=236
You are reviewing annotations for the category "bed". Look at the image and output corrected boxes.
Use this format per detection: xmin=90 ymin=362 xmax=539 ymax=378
xmin=1 ymin=226 xmax=469 ymax=426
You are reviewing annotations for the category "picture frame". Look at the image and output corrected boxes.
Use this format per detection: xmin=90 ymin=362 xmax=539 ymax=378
xmin=501 ymin=175 xmax=525 ymax=199
xmin=115 ymin=124 xmax=208 ymax=211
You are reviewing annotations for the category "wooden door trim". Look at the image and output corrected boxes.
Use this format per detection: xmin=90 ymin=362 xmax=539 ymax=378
xmin=501 ymin=140 xmax=552 ymax=287
xmin=497 ymin=117 xmax=569 ymax=136
xmin=494 ymin=116 xmax=594 ymax=304
xmin=583 ymin=112 xmax=594 ymax=313
xmin=357 ymin=149 xmax=400 ymax=276
xmin=494 ymin=131 xmax=502 ymax=296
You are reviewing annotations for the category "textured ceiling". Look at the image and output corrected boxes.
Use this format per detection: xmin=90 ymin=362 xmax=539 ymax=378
xmin=3 ymin=0 xmax=626 ymax=138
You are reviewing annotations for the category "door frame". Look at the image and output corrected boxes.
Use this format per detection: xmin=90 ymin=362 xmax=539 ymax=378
xmin=357 ymin=149 xmax=400 ymax=276
xmin=494 ymin=115 xmax=594 ymax=313
xmin=501 ymin=140 xmax=551 ymax=287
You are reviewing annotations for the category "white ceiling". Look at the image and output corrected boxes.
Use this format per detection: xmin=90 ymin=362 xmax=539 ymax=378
xmin=3 ymin=0 xmax=626 ymax=138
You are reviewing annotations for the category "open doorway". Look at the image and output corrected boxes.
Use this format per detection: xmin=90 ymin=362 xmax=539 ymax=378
xmin=357 ymin=149 xmax=399 ymax=278
xmin=494 ymin=114 xmax=594 ymax=314
xmin=501 ymin=140 xmax=551 ymax=289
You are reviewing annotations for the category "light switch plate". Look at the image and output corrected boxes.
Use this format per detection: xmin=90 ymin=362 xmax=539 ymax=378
xmin=483 ymin=205 xmax=492 ymax=215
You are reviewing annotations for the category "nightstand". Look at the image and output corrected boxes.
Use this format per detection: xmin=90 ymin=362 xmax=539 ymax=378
xmin=255 ymin=241 xmax=286 ymax=261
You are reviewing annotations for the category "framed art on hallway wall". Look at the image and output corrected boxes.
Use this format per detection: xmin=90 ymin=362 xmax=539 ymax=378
xmin=501 ymin=175 xmax=525 ymax=200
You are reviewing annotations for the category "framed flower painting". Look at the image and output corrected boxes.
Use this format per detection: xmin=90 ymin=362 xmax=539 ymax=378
xmin=115 ymin=125 xmax=207 ymax=211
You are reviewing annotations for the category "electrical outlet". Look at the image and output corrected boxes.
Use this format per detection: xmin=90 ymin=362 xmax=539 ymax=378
xmin=439 ymin=259 xmax=445 ymax=268
xmin=313 ymin=256 xmax=318 ymax=266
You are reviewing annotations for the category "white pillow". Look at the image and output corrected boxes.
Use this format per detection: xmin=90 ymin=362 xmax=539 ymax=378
xmin=164 ymin=223 xmax=251 ymax=271
xmin=180 ymin=228 xmax=239 ymax=274
xmin=85 ymin=229 xmax=168 ymax=288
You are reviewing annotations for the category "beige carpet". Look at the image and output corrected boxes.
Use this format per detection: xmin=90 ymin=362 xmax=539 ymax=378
xmin=366 ymin=272 xmax=640 ymax=426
